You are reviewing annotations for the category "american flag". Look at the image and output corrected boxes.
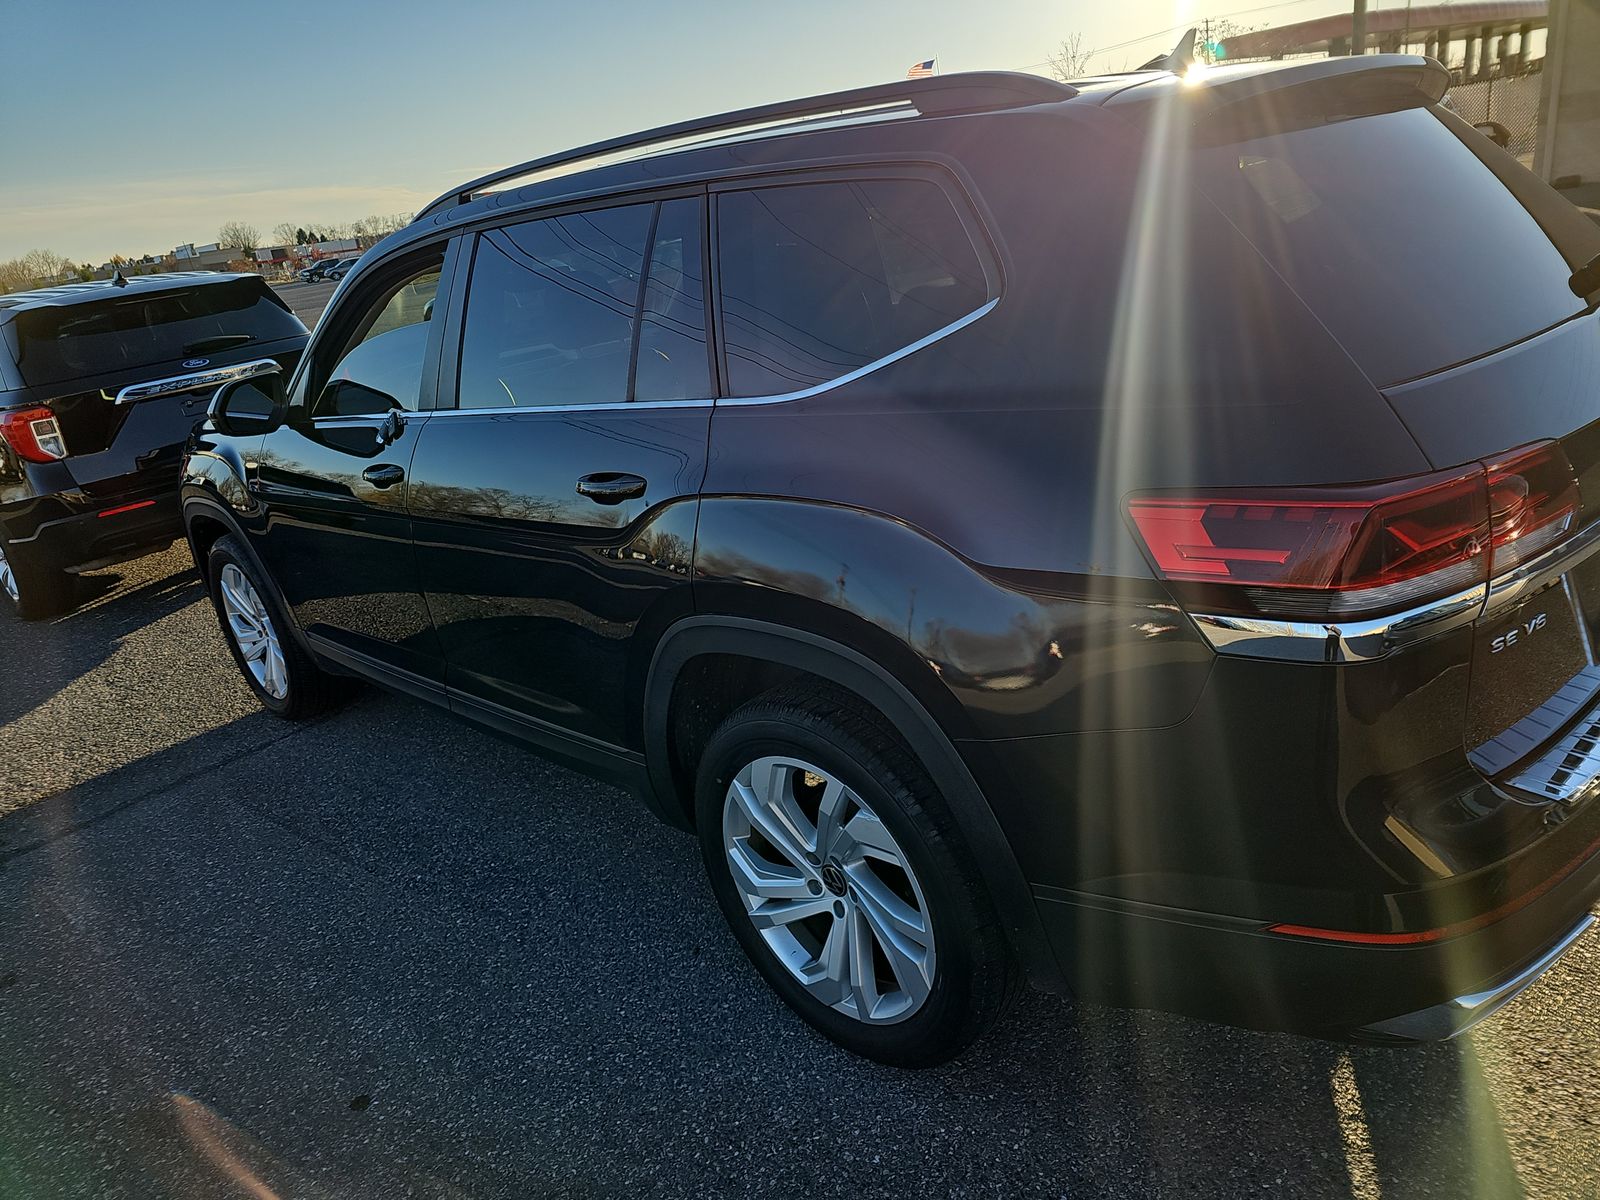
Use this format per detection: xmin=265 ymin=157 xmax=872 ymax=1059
xmin=906 ymin=59 xmax=936 ymax=78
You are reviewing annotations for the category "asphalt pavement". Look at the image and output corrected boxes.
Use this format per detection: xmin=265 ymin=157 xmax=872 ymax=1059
xmin=275 ymin=278 xmax=338 ymax=328
xmin=3 ymin=545 xmax=1600 ymax=1199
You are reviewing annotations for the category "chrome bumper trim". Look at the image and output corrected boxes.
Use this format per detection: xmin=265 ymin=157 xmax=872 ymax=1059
xmin=1192 ymin=513 xmax=1600 ymax=664
xmin=114 ymin=358 xmax=281 ymax=405
xmin=1190 ymin=583 xmax=1487 ymax=664
xmin=1356 ymin=914 xmax=1596 ymax=1043
xmin=1505 ymin=700 xmax=1600 ymax=806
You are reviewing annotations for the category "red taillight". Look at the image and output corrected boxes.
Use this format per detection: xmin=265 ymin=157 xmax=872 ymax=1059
xmin=0 ymin=406 xmax=68 ymax=463
xmin=1485 ymin=442 xmax=1579 ymax=573
xmin=1128 ymin=443 xmax=1581 ymax=621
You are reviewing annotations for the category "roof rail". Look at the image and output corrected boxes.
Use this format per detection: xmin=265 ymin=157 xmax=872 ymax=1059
xmin=414 ymin=71 xmax=1076 ymax=223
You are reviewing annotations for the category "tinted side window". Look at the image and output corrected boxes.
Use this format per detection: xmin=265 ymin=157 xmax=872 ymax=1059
xmin=716 ymin=179 xmax=989 ymax=397
xmin=634 ymin=198 xmax=710 ymax=401
xmin=315 ymin=263 xmax=441 ymax=417
xmin=459 ymin=204 xmax=651 ymax=408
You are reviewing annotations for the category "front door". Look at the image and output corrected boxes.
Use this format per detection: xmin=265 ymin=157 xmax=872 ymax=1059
xmin=251 ymin=244 xmax=456 ymax=688
xmin=407 ymin=194 xmax=713 ymax=748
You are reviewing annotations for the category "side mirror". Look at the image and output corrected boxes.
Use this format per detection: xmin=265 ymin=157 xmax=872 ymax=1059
xmin=210 ymin=366 xmax=288 ymax=436
xmin=1473 ymin=120 xmax=1512 ymax=149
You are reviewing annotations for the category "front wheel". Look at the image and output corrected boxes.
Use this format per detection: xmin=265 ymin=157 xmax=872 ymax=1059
xmin=206 ymin=535 xmax=341 ymax=718
xmin=695 ymin=687 xmax=1018 ymax=1067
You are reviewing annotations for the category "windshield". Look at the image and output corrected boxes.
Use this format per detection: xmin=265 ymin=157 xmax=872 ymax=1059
xmin=11 ymin=277 xmax=305 ymax=386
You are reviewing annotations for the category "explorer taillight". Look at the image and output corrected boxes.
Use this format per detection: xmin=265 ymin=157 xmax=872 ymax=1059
xmin=0 ymin=407 xmax=68 ymax=463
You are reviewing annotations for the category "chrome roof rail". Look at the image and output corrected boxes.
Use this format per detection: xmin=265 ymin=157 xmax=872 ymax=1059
xmin=413 ymin=71 xmax=1076 ymax=222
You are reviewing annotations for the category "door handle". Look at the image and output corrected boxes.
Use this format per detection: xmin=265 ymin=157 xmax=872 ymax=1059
xmin=576 ymin=472 xmax=647 ymax=505
xmin=362 ymin=464 xmax=406 ymax=489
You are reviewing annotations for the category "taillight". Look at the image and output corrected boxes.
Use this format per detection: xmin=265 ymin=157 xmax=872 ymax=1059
xmin=0 ymin=407 xmax=68 ymax=463
xmin=1484 ymin=442 xmax=1579 ymax=573
xmin=1128 ymin=443 xmax=1581 ymax=622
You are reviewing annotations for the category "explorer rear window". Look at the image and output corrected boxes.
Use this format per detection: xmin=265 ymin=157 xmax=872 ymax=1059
xmin=11 ymin=277 xmax=304 ymax=387
xmin=1197 ymin=105 xmax=1600 ymax=388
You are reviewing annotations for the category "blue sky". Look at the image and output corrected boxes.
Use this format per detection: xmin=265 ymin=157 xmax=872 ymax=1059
xmin=1 ymin=0 xmax=1361 ymax=263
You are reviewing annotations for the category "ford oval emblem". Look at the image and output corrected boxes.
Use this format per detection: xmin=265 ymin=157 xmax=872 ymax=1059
xmin=182 ymin=358 xmax=210 ymax=369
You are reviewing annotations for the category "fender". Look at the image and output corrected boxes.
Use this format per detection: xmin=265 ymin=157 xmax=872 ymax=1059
xmin=645 ymin=615 xmax=1065 ymax=992
xmin=179 ymin=492 xmax=326 ymax=666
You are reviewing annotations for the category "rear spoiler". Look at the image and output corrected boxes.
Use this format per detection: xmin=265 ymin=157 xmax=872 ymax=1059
xmin=1106 ymin=54 xmax=1451 ymax=129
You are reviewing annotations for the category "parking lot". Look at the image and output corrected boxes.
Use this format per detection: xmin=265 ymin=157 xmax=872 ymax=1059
xmin=1 ymin=546 xmax=1599 ymax=1195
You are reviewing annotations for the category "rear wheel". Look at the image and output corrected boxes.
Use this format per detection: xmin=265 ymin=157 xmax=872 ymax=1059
xmin=695 ymin=687 xmax=1018 ymax=1067
xmin=0 ymin=531 xmax=74 ymax=620
xmin=207 ymin=535 xmax=341 ymax=718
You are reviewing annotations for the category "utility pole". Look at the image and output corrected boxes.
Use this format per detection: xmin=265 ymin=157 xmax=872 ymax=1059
xmin=1352 ymin=0 xmax=1368 ymax=55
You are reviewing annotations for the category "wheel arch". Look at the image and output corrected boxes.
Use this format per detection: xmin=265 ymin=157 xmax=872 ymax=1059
xmin=644 ymin=614 xmax=1062 ymax=990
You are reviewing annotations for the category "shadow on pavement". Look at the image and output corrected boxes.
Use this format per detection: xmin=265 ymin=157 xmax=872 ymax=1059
xmin=0 ymin=694 xmax=1535 ymax=1199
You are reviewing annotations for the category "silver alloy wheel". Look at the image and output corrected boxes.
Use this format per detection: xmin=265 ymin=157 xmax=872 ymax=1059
xmin=0 ymin=541 xmax=16 ymax=604
xmin=723 ymin=755 xmax=937 ymax=1024
xmin=218 ymin=563 xmax=288 ymax=700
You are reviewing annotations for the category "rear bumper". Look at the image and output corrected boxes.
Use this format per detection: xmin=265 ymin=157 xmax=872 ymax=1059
xmin=1355 ymin=913 xmax=1596 ymax=1042
xmin=1031 ymin=828 xmax=1600 ymax=1039
xmin=1 ymin=489 xmax=181 ymax=572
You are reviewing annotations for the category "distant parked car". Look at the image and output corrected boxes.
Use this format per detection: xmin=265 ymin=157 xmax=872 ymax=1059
xmin=0 ymin=272 xmax=308 ymax=616
xmin=298 ymin=258 xmax=348 ymax=283
xmin=324 ymin=256 xmax=361 ymax=281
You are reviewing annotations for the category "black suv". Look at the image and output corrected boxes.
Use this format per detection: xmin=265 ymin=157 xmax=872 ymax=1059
xmin=0 ymin=272 xmax=307 ymax=616
xmin=181 ymin=60 xmax=1600 ymax=1065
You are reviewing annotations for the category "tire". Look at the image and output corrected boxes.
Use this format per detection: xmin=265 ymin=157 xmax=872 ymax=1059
xmin=206 ymin=535 xmax=340 ymax=719
xmin=695 ymin=685 xmax=1019 ymax=1067
xmin=0 ymin=528 xmax=74 ymax=620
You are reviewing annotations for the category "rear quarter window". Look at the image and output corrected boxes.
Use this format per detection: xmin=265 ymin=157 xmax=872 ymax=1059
xmin=1197 ymin=106 xmax=1597 ymax=387
xmin=715 ymin=177 xmax=991 ymax=397
xmin=12 ymin=277 xmax=305 ymax=387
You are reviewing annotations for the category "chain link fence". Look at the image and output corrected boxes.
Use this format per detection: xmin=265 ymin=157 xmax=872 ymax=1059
xmin=1446 ymin=69 xmax=1544 ymax=166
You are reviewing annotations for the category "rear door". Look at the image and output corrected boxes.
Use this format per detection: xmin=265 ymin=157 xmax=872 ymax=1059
xmin=408 ymin=192 xmax=712 ymax=749
xmin=1195 ymin=92 xmax=1600 ymax=793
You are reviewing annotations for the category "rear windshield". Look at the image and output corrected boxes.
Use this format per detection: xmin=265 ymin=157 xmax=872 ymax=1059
xmin=1197 ymin=105 xmax=1600 ymax=388
xmin=10 ymin=277 xmax=304 ymax=386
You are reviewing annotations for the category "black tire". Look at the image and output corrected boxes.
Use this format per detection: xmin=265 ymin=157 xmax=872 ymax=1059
xmin=206 ymin=535 xmax=341 ymax=719
xmin=695 ymin=685 xmax=1019 ymax=1067
xmin=0 ymin=528 xmax=74 ymax=620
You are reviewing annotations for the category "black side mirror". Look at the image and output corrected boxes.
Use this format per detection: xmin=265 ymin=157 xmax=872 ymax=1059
xmin=210 ymin=366 xmax=288 ymax=436
xmin=1473 ymin=120 xmax=1512 ymax=149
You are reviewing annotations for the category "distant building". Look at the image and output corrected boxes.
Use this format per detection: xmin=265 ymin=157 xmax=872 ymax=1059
xmin=172 ymin=242 xmax=239 ymax=271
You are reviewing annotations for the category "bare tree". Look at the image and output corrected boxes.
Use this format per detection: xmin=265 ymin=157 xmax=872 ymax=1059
xmin=1047 ymin=33 xmax=1094 ymax=82
xmin=217 ymin=221 xmax=260 ymax=252
xmin=0 ymin=249 xmax=76 ymax=293
xmin=271 ymin=222 xmax=300 ymax=248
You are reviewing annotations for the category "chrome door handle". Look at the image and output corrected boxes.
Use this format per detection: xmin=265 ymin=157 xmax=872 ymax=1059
xmin=362 ymin=464 xmax=405 ymax=489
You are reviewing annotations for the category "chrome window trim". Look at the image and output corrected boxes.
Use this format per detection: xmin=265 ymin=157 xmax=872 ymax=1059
xmin=114 ymin=358 xmax=282 ymax=405
xmin=429 ymin=297 xmax=998 ymax=417
xmin=428 ymin=398 xmax=715 ymax=417
xmin=717 ymin=298 xmax=999 ymax=407
xmin=1192 ymin=513 xmax=1600 ymax=664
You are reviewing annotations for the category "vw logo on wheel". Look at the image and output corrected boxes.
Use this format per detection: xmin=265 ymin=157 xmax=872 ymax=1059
xmin=182 ymin=357 xmax=210 ymax=368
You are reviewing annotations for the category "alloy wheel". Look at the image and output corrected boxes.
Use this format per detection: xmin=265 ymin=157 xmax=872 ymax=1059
xmin=722 ymin=755 xmax=937 ymax=1024
xmin=0 ymin=542 xmax=16 ymax=604
xmin=219 ymin=563 xmax=288 ymax=700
